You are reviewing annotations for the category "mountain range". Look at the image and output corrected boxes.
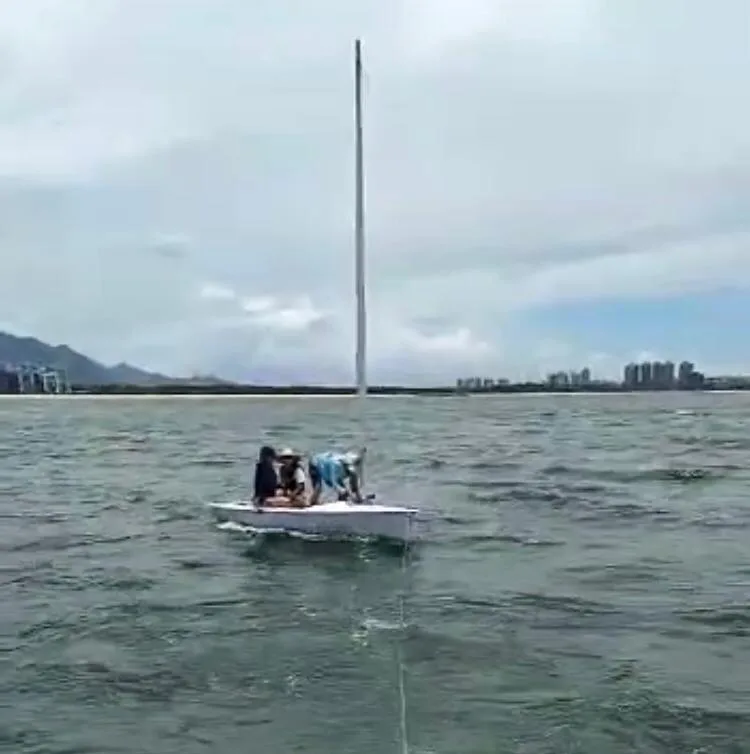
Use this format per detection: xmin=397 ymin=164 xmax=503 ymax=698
xmin=0 ymin=332 xmax=225 ymax=386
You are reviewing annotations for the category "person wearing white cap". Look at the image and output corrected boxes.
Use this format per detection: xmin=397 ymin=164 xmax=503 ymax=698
xmin=277 ymin=447 xmax=309 ymax=507
xmin=308 ymin=449 xmax=364 ymax=506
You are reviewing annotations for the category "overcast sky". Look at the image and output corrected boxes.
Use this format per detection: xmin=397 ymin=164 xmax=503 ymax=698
xmin=1 ymin=0 xmax=748 ymax=384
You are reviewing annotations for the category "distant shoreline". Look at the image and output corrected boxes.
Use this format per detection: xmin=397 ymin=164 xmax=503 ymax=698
xmin=1 ymin=390 xmax=746 ymax=401
xmin=1 ymin=381 xmax=744 ymax=397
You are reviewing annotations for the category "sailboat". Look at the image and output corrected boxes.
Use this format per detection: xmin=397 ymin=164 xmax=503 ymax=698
xmin=208 ymin=40 xmax=420 ymax=542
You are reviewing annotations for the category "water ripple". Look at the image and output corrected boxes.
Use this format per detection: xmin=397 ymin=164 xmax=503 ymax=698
xmin=1 ymin=393 xmax=750 ymax=753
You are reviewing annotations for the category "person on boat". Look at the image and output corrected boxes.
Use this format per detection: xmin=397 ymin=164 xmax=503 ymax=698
xmin=253 ymin=445 xmax=281 ymax=505
xmin=252 ymin=445 xmax=301 ymax=509
xmin=308 ymin=450 xmax=364 ymax=505
xmin=277 ymin=447 xmax=309 ymax=508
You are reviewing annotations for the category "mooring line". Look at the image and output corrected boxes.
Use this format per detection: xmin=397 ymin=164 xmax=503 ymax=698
xmin=395 ymin=541 xmax=411 ymax=754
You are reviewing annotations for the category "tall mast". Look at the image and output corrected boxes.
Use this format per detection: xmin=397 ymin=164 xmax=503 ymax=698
xmin=354 ymin=38 xmax=367 ymax=398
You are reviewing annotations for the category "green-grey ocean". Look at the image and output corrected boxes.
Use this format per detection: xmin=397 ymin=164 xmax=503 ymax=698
xmin=1 ymin=393 xmax=749 ymax=753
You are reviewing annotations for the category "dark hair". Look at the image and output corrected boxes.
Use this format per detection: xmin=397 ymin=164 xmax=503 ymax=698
xmin=259 ymin=445 xmax=276 ymax=461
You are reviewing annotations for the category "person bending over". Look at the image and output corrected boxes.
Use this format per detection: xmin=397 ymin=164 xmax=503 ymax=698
xmin=308 ymin=450 xmax=364 ymax=506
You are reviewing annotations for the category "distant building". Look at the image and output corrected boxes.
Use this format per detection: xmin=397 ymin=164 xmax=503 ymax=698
xmin=540 ymin=367 xmax=594 ymax=389
xmin=10 ymin=364 xmax=70 ymax=394
xmin=677 ymin=361 xmax=705 ymax=389
xmin=0 ymin=368 xmax=20 ymax=394
xmin=710 ymin=375 xmax=750 ymax=390
xmin=620 ymin=359 xmax=705 ymax=390
xmin=547 ymin=371 xmax=570 ymax=388
xmin=651 ymin=360 xmax=675 ymax=388
xmin=662 ymin=360 xmax=675 ymax=387
xmin=678 ymin=361 xmax=694 ymax=386
xmin=455 ymin=376 xmax=510 ymax=392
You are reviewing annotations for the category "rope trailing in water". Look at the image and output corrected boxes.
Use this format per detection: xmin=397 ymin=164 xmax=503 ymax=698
xmin=395 ymin=539 xmax=411 ymax=754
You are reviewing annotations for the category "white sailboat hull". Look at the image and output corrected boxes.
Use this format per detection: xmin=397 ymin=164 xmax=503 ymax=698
xmin=208 ymin=500 xmax=419 ymax=542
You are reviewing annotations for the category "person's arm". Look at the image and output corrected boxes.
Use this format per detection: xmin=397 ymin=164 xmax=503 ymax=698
xmin=334 ymin=466 xmax=349 ymax=500
xmin=290 ymin=466 xmax=308 ymax=506
xmin=294 ymin=466 xmax=306 ymax=490
xmin=349 ymin=471 xmax=362 ymax=503
xmin=252 ymin=463 xmax=262 ymax=502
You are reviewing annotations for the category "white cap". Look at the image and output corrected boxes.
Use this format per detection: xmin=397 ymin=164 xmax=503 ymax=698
xmin=279 ymin=447 xmax=299 ymax=458
xmin=342 ymin=451 xmax=361 ymax=466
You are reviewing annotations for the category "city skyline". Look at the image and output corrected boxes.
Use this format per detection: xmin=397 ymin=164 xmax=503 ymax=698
xmin=457 ymin=357 xmax=750 ymax=391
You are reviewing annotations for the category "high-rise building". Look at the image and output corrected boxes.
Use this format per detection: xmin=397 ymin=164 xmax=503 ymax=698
xmin=622 ymin=359 xmax=703 ymax=390
xmin=547 ymin=371 xmax=570 ymax=388
xmin=651 ymin=361 xmax=676 ymax=388
xmin=677 ymin=361 xmax=706 ymax=389
xmin=623 ymin=363 xmax=639 ymax=387
xmin=0 ymin=369 xmax=20 ymax=393
xmin=663 ymin=361 xmax=675 ymax=387
xmin=678 ymin=361 xmax=695 ymax=386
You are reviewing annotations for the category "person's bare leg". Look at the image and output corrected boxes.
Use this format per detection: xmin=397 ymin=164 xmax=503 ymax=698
xmin=263 ymin=495 xmax=293 ymax=508
xmin=286 ymin=491 xmax=308 ymax=508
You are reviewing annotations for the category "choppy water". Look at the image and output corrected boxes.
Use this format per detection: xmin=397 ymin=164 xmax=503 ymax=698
xmin=2 ymin=393 xmax=750 ymax=754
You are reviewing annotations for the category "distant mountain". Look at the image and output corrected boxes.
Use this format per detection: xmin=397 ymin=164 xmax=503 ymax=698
xmin=0 ymin=332 xmax=177 ymax=386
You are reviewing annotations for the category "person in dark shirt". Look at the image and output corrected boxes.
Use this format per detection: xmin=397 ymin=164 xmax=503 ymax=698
xmin=253 ymin=445 xmax=280 ymax=505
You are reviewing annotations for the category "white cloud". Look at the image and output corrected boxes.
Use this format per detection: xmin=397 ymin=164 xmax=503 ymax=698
xmin=399 ymin=0 xmax=595 ymax=61
xmin=401 ymin=326 xmax=490 ymax=356
xmin=251 ymin=298 xmax=325 ymax=332
xmin=240 ymin=296 xmax=275 ymax=314
xmin=200 ymin=283 xmax=237 ymax=301
xmin=202 ymin=286 xmax=325 ymax=332
xmin=500 ymin=230 xmax=750 ymax=310
xmin=0 ymin=0 xmax=748 ymax=382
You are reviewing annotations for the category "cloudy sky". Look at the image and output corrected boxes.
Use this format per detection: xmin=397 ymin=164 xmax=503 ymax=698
xmin=1 ymin=0 xmax=749 ymax=384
